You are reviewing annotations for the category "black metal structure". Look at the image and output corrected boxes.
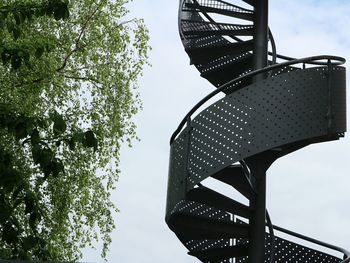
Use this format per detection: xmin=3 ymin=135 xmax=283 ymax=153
xmin=166 ymin=0 xmax=348 ymax=262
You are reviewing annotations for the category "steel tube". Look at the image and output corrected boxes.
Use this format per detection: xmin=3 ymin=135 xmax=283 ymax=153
xmin=253 ymin=0 xmax=269 ymax=82
xmin=249 ymin=170 xmax=267 ymax=263
xmin=249 ymin=1 xmax=269 ymax=261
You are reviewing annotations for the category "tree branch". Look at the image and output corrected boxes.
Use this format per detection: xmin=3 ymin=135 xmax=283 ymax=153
xmin=63 ymin=75 xmax=102 ymax=90
xmin=56 ymin=3 xmax=103 ymax=72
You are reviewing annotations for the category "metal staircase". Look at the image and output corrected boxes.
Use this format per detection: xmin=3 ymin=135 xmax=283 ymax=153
xmin=166 ymin=0 xmax=349 ymax=262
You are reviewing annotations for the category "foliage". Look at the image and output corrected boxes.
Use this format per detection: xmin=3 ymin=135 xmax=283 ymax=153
xmin=0 ymin=0 xmax=149 ymax=261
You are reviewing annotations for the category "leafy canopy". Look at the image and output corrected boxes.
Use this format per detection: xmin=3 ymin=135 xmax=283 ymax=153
xmin=0 ymin=0 xmax=149 ymax=261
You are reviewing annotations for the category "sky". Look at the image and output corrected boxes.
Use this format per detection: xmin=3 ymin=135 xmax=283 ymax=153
xmin=82 ymin=0 xmax=350 ymax=262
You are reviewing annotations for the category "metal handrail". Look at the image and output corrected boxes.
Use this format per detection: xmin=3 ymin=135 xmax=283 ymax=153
xmin=272 ymin=224 xmax=350 ymax=263
xmin=170 ymin=55 xmax=345 ymax=144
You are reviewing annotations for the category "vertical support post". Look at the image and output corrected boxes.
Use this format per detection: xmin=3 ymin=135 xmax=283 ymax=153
xmin=250 ymin=1 xmax=269 ymax=262
xmin=253 ymin=0 xmax=269 ymax=82
xmin=249 ymin=167 xmax=267 ymax=263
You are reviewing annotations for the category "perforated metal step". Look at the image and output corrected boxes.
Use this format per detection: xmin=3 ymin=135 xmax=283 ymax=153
xmin=184 ymin=1 xmax=254 ymax=21
xmin=189 ymin=243 xmax=250 ymax=261
xmin=181 ymin=20 xmax=254 ymax=38
xmin=186 ymin=40 xmax=254 ymax=65
xmin=168 ymin=213 xmax=250 ymax=240
xmin=186 ymin=186 xmax=252 ymax=219
xmin=236 ymin=234 xmax=343 ymax=263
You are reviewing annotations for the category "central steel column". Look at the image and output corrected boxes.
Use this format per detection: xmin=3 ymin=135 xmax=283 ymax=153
xmin=253 ymin=0 xmax=269 ymax=81
xmin=249 ymin=165 xmax=267 ymax=263
xmin=249 ymin=0 xmax=269 ymax=262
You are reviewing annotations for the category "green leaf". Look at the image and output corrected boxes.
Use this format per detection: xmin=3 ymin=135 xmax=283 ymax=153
xmin=3 ymin=222 xmax=18 ymax=244
xmin=11 ymin=54 xmax=22 ymax=70
xmin=1 ymin=50 xmax=11 ymax=65
xmin=51 ymin=159 xmax=64 ymax=177
xmin=31 ymin=129 xmax=40 ymax=144
xmin=12 ymin=183 xmax=23 ymax=201
xmin=29 ymin=213 xmax=36 ymax=230
xmin=0 ymin=201 xmax=12 ymax=224
xmin=1 ymin=169 xmax=19 ymax=193
xmin=29 ymin=210 xmax=41 ymax=230
xmin=68 ymin=138 xmax=75 ymax=150
xmin=24 ymin=192 xmax=35 ymax=214
xmin=12 ymin=26 xmax=21 ymax=40
xmin=18 ymin=250 xmax=31 ymax=260
xmin=31 ymin=144 xmax=41 ymax=165
xmin=52 ymin=113 xmax=66 ymax=135
xmin=42 ymin=162 xmax=52 ymax=178
xmin=14 ymin=120 xmax=27 ymax=139
xmin=13 ymin=197 xmax=22 ymax=209
xmin=6 ymin=20 xmax=14 ymax=34
xmin=22 ymin=236 xmax=37 ymax=250
xmin=35 ymin=47 xmax=45 ymax=59
xmin=84 ymin=130 xmax=98 ymax=151
xmin=13 ymin=11 xmax=23 ymax=25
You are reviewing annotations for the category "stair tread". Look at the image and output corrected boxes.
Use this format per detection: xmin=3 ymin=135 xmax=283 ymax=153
xmin=186 ymin=40 xmax=254 ymax=65
xmin=211 ymin=165 xmax=254 ymax=200
xmin=186 ymin=186 xmax=252 ymax=219
xmin=184 ymin=2 xmax=254 ymax=21
xmin=181 ymin=20 xmax=254 ymax=37
xmin=199 ymin=53 xmax=253 ymax=87
xmin=169 ymin=213 xmax=250 ymax=240
xmin=200 ymin=52 xmax=253 ymax=76
xmin=189 ymin=243 xmax=249 ymax=261
xmin=242 ymin=0 xmax=255 ymax=6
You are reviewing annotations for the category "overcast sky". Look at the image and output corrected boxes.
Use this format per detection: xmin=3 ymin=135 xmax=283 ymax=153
xmin=82 ymin=0 xmax=350 ymax=262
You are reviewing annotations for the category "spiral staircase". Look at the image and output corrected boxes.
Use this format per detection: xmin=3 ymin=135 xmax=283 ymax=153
xmin=165 ymin=0 xmax=349 ymax=262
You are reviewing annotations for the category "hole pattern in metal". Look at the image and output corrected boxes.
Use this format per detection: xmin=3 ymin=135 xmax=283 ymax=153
xmin=181 ymin=20 xmax=253 ymax=37
xmin=197 ymin=52 xmax=252 ymax=75
xmin=186 ymin=67 xmax=345 ymax=188
xmin=172 ymin=200 xmax=234 ymax=263
xmin=166 ymin=130 xmax=188 ymax=218
xmin=183 ymin=0 xmax=254 ymax=14
xmin=236 ymin=235 xmax=342 ymax=263
xmin=186 ymin=35 xmax=230 ymax=49
xmin=174 ymin=200 xmax=231 ymax=220
xmin=166 ymin=66 xmax=346 ymax=261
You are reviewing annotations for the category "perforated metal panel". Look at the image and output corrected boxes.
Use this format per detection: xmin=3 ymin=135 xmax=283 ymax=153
xmin=186 ymin=66 xmax=346 ymax=189
xmin=166 ymin=130 xmax=188 ymax=220
xmin=185 ymin=238 xmax=232 ymax=263
xmin=179 ymin=1 xmax=232 ymax=53
xmin=170 ymin=200 xmax=234 ymax=263
xmin=236 ymin=234 xmax=342 ymax=263
xmin=197 ymin=52 xmax=252 ymax=74
xmin=182 ymin=0 xmax=254 ymax=14
xmin=166 ymin=66 xmax=346 ymax=217
xmin=181 ymin=20 xmax=254 ymax=38
xmin=330 ymin=67 xmax=347 ymax=133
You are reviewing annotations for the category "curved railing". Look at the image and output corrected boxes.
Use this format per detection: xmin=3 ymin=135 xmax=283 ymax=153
xmin=170 ymin=55 xmax=346 ymax=144
xmin=265 ymin=211 xmax=350 ymax=263
xmin=272 ymin=223 xmax=350 ymax=263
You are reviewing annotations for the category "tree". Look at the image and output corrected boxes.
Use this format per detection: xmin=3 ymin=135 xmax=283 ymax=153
xmin=0 ymin=0 xmax=149 ymax=261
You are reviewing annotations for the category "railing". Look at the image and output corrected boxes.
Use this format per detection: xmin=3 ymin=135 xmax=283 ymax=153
xmin=266 ymin=211 xmax=350 ymax=263
xmin=170 ymin=55 xmax=346 ymax=144
xmin=271 ymin=223 xmax=350 ymax=263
